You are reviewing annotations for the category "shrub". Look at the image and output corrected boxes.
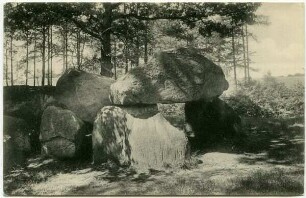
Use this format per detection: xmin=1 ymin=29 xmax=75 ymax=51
xmin=224 ymin=75 xmax=304 ymax=118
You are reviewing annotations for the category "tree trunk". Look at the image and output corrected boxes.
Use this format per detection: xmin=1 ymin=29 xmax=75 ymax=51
xmin=245 ymin=24 xmax=250 ymax=82
xmin=144 ymin=20 xmax=149 ymax=64
xmin=47 ymin=26 xmax=50 ymax=85
xmin=231 ymin=28 xmax=237 ymax=88
xmin=5 ymin=40 xmax=9 ymax=86
xmin=144 ymin=35 xmax=148 ymax=64
xmin=80 ymin=34 xmax=86 ymax=66
xmin=114 ymin=39 xmax=117 ymax=80
xmin=135 ymin=36 xmax=140 ymax=67
xmin=242 ymin=26 xmax=247 ymax=83
xmin=66 ymin=31 xmax=68 ymax=70
xmin=135 ymin=3 xmax=140 ymax=67
xmin=10 ymin=34 xmax=13 ymax=86
xmin=125 ymin=46 xmax=129 ymax=74
xmin=62 ymin=27 xmax=66 ymax=72
xmin=100 ymin=39 xmax=112 ymax=77
xmin=42 ymin=27 xmax=46 ymax=86
xmin=124 ymin=4 xmax=129 ymax=74
xmin=34 ymin=36 xmax=36 ymax=86
xmin=63 ymin=26 xmax=68 ymax=71
xmin=77 ymin=30 xmax=81 ymax=70
xmin=50 ymin=25 xmax=53 ymax=86
xmin=100 ymin=3 xmax=113 ymax=77
xmin=26 ymin=32 xmax=29 ymax=86
xmin=217 ymin=39 xmax=221 ymax=63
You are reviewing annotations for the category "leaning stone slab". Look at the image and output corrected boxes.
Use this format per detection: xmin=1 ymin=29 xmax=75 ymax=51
xmin=92 ymin=106 xmax=189 ymax=170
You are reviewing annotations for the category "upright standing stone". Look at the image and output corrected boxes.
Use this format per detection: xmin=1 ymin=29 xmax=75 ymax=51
xmin=93 ymin=106 xmax=189 ymax=170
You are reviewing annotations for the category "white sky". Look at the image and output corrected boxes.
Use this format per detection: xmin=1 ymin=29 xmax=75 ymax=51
xmin=248 ymin=3 xmax=305 ymax=78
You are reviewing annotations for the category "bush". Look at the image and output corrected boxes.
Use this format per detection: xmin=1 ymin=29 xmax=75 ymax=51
xmin=224 ymin=75 xmax=304 ymax=118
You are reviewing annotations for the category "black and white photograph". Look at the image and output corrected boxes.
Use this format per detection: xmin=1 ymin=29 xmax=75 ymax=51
xmin=2 ymin=1 xmax=305 ymax=196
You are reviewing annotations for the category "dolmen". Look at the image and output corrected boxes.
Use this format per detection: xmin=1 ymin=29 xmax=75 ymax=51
xmin=93 ymin=48 xmax=229 ymax=170
xmin=39 ymin=47 xmax=241 ymax=171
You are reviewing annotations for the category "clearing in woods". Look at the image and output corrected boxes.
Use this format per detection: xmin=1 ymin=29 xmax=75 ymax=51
xmin=4 ymin=116 xmax=304 ymax=196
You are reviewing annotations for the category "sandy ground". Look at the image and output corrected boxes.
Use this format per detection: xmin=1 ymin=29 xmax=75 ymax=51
xmin=9 ymin=152 xmax=302 ymax=196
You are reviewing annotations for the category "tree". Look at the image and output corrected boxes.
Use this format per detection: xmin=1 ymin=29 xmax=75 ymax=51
xmin=4 ymin=2 xmax=263 ymax=83
xmin=195 ymin=3 xmax=261 ymax=86
xmin=5 ymin=3 xmax=62 ymax=86
xmin=4 ymin=3 xmax=18 ymax=86
xmin=4 ymin=38 xmax=9 ymax=86
xmin=50 ymin=3 xmax=261 ymax=77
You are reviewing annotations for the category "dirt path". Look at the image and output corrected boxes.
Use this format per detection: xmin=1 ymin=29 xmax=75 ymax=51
xmin=11 ymin=152 xmax=302 ymax=196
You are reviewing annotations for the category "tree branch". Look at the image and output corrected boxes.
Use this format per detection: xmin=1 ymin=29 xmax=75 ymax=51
xmin=114 ymin=13 xmax=204 ymax=22
xmin=70 ymin=18 xmax=102 ymax=40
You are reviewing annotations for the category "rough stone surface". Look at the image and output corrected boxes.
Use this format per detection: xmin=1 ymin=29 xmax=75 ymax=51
xmin=185 ymin=98 xmax=243 ymax=150
xmin=3 ymin=116 xmax=31 ymax=172
xmin=121 ymin=104 xmax=159 ymax=119
xmin=93 ymin=106 xmax=189 ymax=170
xmin=4 ymin=116 xmax=31 ymax=152
xmin=110 ymin=48 xmax=229 ymax=105
xmin=55 ymin=69 xmax=115 ymax=123
xmin=40 ymin=106 xmax=90 ymax=159
xmin=4 ymin=86 xmax=55 ymax=151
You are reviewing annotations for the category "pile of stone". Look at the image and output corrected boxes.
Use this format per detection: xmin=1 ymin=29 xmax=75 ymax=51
xmin=39 ymin=69 xmax=115 ymax=159
xmin=39 ymin=47 xmax=241 ymax=171
xmin=3 ymin=86 xmax=55 ymax=172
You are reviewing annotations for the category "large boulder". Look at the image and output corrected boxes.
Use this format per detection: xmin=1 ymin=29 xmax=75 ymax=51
xmin=4 ymin=86 xmax=55 ymax=151
xmin=110 ymin=48 xmax=229 ymax=105
xmin=40 ymin=106 xmax=91 ymax=159
xmin=3 ymin=116 xmax=31 ymax=172
xmin=185 ymin=98 xmax=243 ymax=151
xmin=55 ymin=69 xmax=115 ymax=123
xmin=93 ymin=106 xmax=189 ymax=170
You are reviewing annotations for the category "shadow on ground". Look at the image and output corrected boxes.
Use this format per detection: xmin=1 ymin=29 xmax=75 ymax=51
xmin=238 ymin=116 xmax=304 ymax=165
xmin=3 ymin=116 xmax=304 ymax=196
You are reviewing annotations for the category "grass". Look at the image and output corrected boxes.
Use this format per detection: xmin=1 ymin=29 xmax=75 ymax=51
xmin=3 ymin=114 xmax=304 ymax=196
xmin=229 ymin=168 xmax=304 ymax=195
xmin=3 ymin=156 xmax=93 ymax=195
xmin=4 ymin=152 xmax=304 ymax=196
xmin=237 ymin=116 xmax=304 ymax=165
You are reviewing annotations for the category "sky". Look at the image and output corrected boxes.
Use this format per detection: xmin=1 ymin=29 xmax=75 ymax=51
xmin=248 ymin=3 xmax=305 ymax=78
